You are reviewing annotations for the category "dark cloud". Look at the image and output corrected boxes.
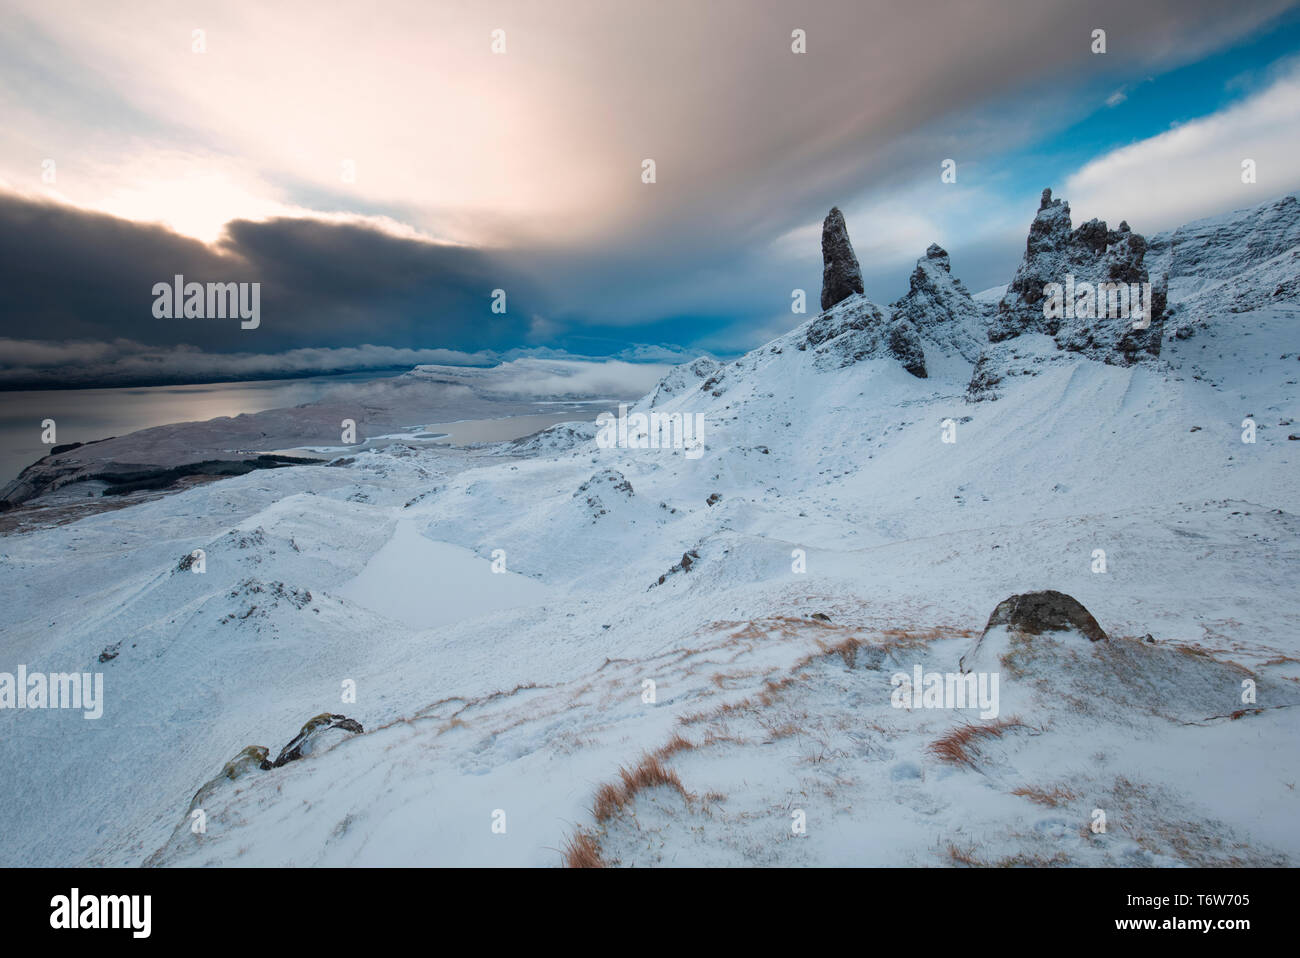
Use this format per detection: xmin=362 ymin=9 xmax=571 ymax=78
xmin=0 ymin=192 xmax=538 ymax=356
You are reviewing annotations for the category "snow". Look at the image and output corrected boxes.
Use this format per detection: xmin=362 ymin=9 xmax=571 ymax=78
xmin=334 ymin=520 xmax=550 ymax=629
xmin=1 ymin=196 xmax=1298 ymax=868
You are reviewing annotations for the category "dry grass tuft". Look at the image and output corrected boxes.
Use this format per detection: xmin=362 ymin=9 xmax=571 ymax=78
xmin=1011 ymin=784 xmax=1077 ymax=807
xmin=618 ymin=754 xmax=687 ymax=800
xmin=825 ymin=637 xmax=860 ymax=669
xmin=947 ymin=842 xmax=986 ymax=866
xmin=592 ymin=782 xmax=626 ymax=822
xmin=562 ymin=831 xmax=605 ymax=868
xmin=928 ymin=716 xmax=1028 ymax=767
xmin=589 ymin=744 xmax=695 ymax=829
xmin=758 ymin=676 xmax=799 ymax=706
xmin=655 ymin=733 xmax=696 ymax=760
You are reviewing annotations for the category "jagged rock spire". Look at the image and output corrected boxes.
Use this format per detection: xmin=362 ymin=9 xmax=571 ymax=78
xmin=820 ymin=207 xmax=864 ymax=310
xmin=989 ymin=186 xmax=1166 ymax=368
xmin=890 ymin=243 xmax=986 ymax=364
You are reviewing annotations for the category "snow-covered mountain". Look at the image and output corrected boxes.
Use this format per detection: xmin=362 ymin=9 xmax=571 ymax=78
xmin=1 ymin=191 xmax=1297 ymax=868
xmin=1147 ymin=194 xmax=1300 ymax=322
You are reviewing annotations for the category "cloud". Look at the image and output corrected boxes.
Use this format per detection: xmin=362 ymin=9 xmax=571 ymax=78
xmin=0 ymin=335 xmax=700 ymax=391
xmin=0 ymin=0 xmax=1294 ymax=376
xmin=406 ymin=357 xmax=676 ymax=401
xmin=0 ymin=190 xmax=539 ymax=354
xmin=1064 ymin=58 xmax=1300 ymax=230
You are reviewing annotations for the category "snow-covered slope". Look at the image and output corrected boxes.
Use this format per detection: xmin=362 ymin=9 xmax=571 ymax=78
xmin=1147 ymin=194 xmax=1300 ymax=323
xmin=1 ymin=196 xmax=1298 ymax=868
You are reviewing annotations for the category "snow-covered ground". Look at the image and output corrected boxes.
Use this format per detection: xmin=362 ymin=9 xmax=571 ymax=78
xmin=1 ymin=197 xmax=1297 ymax=867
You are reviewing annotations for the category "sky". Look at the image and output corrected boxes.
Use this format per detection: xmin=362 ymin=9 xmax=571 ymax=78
xmin=1 ymin=0 xmax=1298 ymax=388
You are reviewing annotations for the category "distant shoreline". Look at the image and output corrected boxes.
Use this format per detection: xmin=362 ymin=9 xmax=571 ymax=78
xmin=0 ymin=365 xmax=422 ymax=393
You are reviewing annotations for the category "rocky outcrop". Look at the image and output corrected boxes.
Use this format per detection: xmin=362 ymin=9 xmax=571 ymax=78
xmin=983 ymin=590 xmax=1107 ymax=642
xmin=643 ymin=356 xmax=721 ymax=407
xmin=651 ymin=549 xmax=701 ymax=588
xmin=575 ymin=468 xmax=634 ymax=522
xmin=889 ymin=243 xmax=989 ymax=363
xmin=269 ymin=713 xmax=364 ymax=768
xmin=886 ymin=318 xmax=928 ymax=378
xmin=991 ymin=188 xmax=1166 ymax=364
xmin=796 ymin=296 xmax=926 ymax=376
xmin=144 ymin=718 xmax=363 ymax=865
xmin=820 ymin=207 xmax=865 ymax=310
xmin=960 ymin=590 xmax=1107 ymax=672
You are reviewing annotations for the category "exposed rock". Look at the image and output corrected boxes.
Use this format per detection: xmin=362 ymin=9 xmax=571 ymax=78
xmin=145 ymin=721 xmax=359 ymax=865
xmin=706 ymin=492 xmax=722 ymax=506
xmin=651 ymin=549 xmax=701 ymax=588
xmin=961 ymin=589 xmax=1107 ymax=673
xmin=889 ymin=244 xmax=989 ymax=363
xmin=200 ymin=746 xmax=270 ymax=801
xmin=269 ymin=713 xmax=365 ymax=769
xmin=986 ymin=590 xmax=1107 ymax=642
xmin=0 ymin=452 xmax=318 ymax=511
xmin=991 ymin=188 xmax=1166 ymax=364
xmin=575 ymin=469 xmax=634 ymax=522
xmin=798 ymin=296 xmax=922 ymax=373
xmin=820 ymin=207 xmax=865 ymax=310
xmin=1146 ymin=194 xmax=1300 ymax=283
xmin=886 ymin=316 xmax=928 ymax=378
xmin=801 ymin=239 xmax=994 ymax=379
xmin=811 ymin=612 xmax=832 ymax=622
xmin=576 ymin=469 xmax=633 ymax=498
xmin=643 ymin=356 xmax=722 ymax=407
xmin=964 ymin=354 xmax=1003 ymax=403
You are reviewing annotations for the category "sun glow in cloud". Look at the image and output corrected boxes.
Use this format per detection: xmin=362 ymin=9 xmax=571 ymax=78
xmin=90 ymin=169 xmax=287 ymax=244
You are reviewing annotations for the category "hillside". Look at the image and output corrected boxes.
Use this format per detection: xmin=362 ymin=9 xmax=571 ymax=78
xmin=1 ymin=192 xmax=1298 ymax=868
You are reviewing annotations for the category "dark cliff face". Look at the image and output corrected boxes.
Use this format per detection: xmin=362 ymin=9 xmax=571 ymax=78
xmin=820 ymin=206 xmax=865 ymax=311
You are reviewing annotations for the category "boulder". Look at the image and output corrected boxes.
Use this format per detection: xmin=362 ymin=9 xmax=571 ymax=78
xmin=960 ymin=590 xmax=1106 ymax=673
xmin=984 ymin=590 xmax=1107 ymax=642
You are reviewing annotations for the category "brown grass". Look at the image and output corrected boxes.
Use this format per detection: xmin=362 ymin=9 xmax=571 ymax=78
xmin=618 ymin=754 xmax=687 ymax=799
xmin=655 ymin=733 xmax=696 ymax=760
xmin=562 ymin=831 xmax=604 ymax=868
xmin=758 ymin=676 xmax=799 ymax=706
xmin=589 ymin=741 xmax=695 ymax=827
xmin=928 ymin=716 xmax=1028 ymax=767
xmin=592 ymin=783 xmax=626 ymax=822
xmin=820 ymin=637 xmax=860 ymax=669
xmin=1261 ymin=654 xmax=1300 ymax=667
xmin=1011 ymin=784 xmax=1077 ymax=807
xmin=947 ymin=842 xmax=986 ymax=866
